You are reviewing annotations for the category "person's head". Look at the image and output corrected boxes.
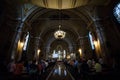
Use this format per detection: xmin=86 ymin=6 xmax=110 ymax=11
xmin=10 ymin=59 xmax=15 ymax=62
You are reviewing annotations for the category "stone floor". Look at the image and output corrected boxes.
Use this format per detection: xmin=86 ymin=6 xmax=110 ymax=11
xmin=46 ymin=62 xmax=75 ymax=80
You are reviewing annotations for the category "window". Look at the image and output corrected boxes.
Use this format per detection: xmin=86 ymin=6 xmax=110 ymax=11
xmin=23 ymin=32 xmax=29 ymax=50
xmin=89 ymin=32 xmax=95 ymax=50
xmin=113 ymin=3 xmax=120 ymax=23
xmin=52 ymin=50 xmax=58 ymax=58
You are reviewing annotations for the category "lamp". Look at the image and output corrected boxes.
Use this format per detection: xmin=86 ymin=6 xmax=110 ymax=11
xmin=37 ymin=49 xmax=40 ymax=56
xmin=54 ymin=9 xmax=66 ymax=39
xmin=78 ymin=48 xmax=82 ymax=57
xmin=54 ymin=25 xmax=66 ymax=39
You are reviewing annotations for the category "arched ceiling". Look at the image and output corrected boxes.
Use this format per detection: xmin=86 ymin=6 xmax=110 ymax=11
xmin=10 ymin=0 xmax=112 ymax=52
xmin=50 ymin=40 xmax=69 ymax=51
xmin=26 ymin=8 xmax=90 ymax=51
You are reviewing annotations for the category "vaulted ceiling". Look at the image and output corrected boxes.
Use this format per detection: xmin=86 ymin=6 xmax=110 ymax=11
xmin=20 ymin=0 xmax=112 ymax=52
xmin=26 ymin=7 xmax=91 ymax=52
xmin=5 ymin=0 xmax=113 ymax=53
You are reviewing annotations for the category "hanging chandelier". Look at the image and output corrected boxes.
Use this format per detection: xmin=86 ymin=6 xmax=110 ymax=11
xmin=54 ymin=25 xmax=66 ymax=39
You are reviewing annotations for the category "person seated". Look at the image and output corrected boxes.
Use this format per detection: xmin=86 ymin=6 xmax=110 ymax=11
xmin=94 ymin=60 xmax=102 ymax=73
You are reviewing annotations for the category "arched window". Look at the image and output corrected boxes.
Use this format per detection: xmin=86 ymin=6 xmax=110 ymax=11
xmin=23 ymin=32 xmax=29 ymax=50
xmin=89 ymin=32 xmax=95 ymax=50
xmin=113 ymin=2 xmax=120 ymax=23
xmin=52 ymin=50 xmax=58 ymax=58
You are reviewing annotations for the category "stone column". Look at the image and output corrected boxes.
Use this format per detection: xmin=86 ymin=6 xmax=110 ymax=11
xmin=27 ymin=36 xmax=40 ymax=61
xmin=10 ymin=22 xmax=24 ymax=61
xmin=93 ymin=18 xmax=108 ymax=63
xmin=46 ymin=47 xmax=50 ymax=59
xmin=79 ymin=37 xmax=84 ymax=58
xmin=34 ymin=37 xmax=40 ymax=62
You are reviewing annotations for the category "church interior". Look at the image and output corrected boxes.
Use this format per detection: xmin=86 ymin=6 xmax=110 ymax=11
xmin=0 ymin=0 xmax=120 ymax=80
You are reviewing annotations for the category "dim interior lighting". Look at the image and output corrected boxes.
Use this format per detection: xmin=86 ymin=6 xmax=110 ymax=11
xmin=67 ymin=55 xmax=70 ymax=59
xmin=27 ymin=0 xmax=83 ymax=9
xmin=54 ymin=25 xmax=66 ymax=39
xmin=18 ymin=40 xmax=24 ymax=49
xmin=20 ymin=42 xmax=24 ymax=48
xmin=79 ymin=48 xmax=82 ymax=56
xmin=17 ymin=41 xmax=24 ymax=53
xmin=79 ymin=48 xmax=82 ymax=53
xmin=37 ymin=49 xmax=40 ymax=55
xmin=93 ymin=41 xmax=98 ymax=46
xmin=54 ymin=9 xmax=66 ymax=39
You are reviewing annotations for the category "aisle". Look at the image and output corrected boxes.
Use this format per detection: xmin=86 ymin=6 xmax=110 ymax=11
xmin=46 ymin=62 xmax=75 ymax=80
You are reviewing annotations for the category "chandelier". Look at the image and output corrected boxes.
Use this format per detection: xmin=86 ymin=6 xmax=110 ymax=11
xmin=54 ymin=25 xmax=66 ymax=39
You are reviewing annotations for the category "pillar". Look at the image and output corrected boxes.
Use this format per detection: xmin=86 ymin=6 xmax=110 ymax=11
xmin=10 ymin=22 xmax=24 ymax=61
xmin=93 ymin=18 xmax=109 ymax=64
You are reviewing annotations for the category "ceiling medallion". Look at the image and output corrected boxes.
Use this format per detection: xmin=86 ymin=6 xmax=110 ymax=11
xmin=54 ymin=25 xmax=66 ymax=39
xmin=30 ymin=0 xmax=82 ymax=9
